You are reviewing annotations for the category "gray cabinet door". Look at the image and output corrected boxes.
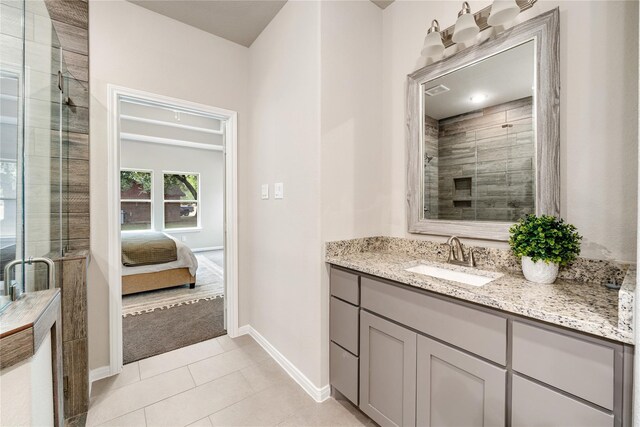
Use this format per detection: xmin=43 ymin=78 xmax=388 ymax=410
xmin=360 ymin=311 xmax=416 ymax=427
xmin=416 ymin=335 xmax=506 ymax=427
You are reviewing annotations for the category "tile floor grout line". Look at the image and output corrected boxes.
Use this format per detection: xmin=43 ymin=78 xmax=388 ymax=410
xmin=189 ymin=356 xmax=262 ymax=388
xmin=205 ymin=380 xmax=316 ymax=426
xmin=187 ymin=363 xmax=197 ymax=386
xmin=90 ymin=338 xmax=270 ymax=425
xmin=133 ymin=337 xmax=233 ymax=381
xmin=94 ymin=362 xmax=191 ymax=401
xmin=201 ymin=381 xmax=268 ymax=423
xmin=143 ymin=369 xmax=265 ymax=426
xmin=91 ymin=337 xmax=256 ymax=400
xmin=95 ymin=337 xmax=227 ymax=398
xmin=92 ymin=406 xmax=144 ymax=427
xmin=139 ymin=346 xmax=225 ymax=382
xmin=90 ymin=368 xmax=198 ymax=425
xmin=143 ymin=405 xmax=148 ymax=427
xmin=135 ymin=340 xmax=259 ymax=386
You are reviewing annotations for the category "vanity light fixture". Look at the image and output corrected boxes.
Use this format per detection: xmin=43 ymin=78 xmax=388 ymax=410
xmin=487 ymin=0 xmax=521 ymax=27
xmin=452 ymin=2 xmax=480 ymax=44
xmin=421 ymin=20 xmax=445 ymax=59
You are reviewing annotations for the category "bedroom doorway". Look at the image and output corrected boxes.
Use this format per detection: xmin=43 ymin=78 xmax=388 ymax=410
xmin=107 ymin=86 xmax=238 ymax=373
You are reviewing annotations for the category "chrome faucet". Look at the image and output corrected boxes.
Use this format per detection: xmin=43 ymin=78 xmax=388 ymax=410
xmin=446 ymin=236 xmax=475 ymax=267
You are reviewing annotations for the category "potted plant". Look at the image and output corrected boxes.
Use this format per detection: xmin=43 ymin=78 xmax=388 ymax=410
xmin=509 ymin=214 xmax=582 ymax=284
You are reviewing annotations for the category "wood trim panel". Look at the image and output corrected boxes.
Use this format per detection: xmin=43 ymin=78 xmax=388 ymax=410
xmin=0 ymin=328 xmax=34 ymax=369
xmin=406 ymin=8 xmax=560 ymax=240
xmin=0 ymin=291 xmax=61 ymax=369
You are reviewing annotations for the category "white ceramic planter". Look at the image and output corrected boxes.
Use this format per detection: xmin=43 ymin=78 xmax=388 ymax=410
xmin=521 ymin=256 xmax=559 ymax=284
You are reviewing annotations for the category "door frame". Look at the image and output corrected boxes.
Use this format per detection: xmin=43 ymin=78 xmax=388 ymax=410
xmin=106 ymin=85 xmax=239 ymax=375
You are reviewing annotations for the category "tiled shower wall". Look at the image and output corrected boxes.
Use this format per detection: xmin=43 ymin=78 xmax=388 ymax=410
xmin=423 ymin=115 xmax=439 ymax=217
xmin=47 ymin=0 xmax=90 ymax=252
xmin=45 ymin=0 xmax=90 ymax=420
xmin=434 ymin=97 xmax=535 ymax=222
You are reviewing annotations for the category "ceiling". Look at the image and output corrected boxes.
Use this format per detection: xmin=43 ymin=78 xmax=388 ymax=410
xmin=127 ymin=0 xmax=393 ymax=47
xmin=127 ymin=0 xmax=287 ymax=47
xmin=424 ymin=41 xmax=535 ymax=120
xmin=371 ymin=0 xmax=394 ymax=9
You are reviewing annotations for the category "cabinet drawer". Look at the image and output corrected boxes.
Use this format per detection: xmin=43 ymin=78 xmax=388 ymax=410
xmin=512 ymin=375 xmax=613 ymax=427
xmin=512 ymin=321 xmax=615 ymax=410
xmin=330 ymin=342 xmax=358 ymax=406
xmin=330 ymin=268 xmax=359 ymax=305
xmin=330 ymin=297 xmax=359 ymax=355
xmin=361 ymin=277 xmax=507 ymax=365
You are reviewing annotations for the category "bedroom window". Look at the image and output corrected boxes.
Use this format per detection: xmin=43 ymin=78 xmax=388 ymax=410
xmin=120 ymin=170 xmax=152 ymax=230
xmin=163 ymin=172 xmax=199 ymax=229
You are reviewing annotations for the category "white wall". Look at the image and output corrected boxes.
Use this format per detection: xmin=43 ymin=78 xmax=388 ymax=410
xmin=121 ymin=140 xmax=224 ymax=250
xmin=244 ymin=0 xmax=323 ymax=387
xmin=383 ymin=0 xmax=639 ymax=262
xmin=89 ymin=0 xmax=248 ymax=370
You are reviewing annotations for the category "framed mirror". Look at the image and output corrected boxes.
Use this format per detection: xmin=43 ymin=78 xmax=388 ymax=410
xmin=407 ymin=9 xmax=559 ymax=240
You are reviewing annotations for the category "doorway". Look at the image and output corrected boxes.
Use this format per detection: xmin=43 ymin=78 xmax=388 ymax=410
xmin=106 ymin=86 xmax=238 ymax=374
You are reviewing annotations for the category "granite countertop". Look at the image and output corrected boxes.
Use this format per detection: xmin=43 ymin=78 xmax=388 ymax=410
xmin=326 ymin=239 xmax=635 ymax=345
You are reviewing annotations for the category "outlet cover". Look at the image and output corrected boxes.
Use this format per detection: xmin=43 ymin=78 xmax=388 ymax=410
xmin=261 ymin=184 xmax=269 ymax=200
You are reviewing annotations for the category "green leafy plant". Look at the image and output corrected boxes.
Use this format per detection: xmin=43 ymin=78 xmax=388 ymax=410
xmin=509 ymin=215 xmax=582 ymax=266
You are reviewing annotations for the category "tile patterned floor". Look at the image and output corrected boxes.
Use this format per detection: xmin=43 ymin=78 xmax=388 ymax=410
xmin=88 ymin=335 xmax=373 ymax=427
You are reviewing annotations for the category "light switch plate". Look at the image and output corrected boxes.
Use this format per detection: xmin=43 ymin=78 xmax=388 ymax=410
xmin=261 ymin=184 xmax=269 ymax=200
xmin=274 ymin=182 xmax=284 ymax=199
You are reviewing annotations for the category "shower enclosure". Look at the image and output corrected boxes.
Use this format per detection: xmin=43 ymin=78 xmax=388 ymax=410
xmin=1 ymin=0 xmax=78 ymax=310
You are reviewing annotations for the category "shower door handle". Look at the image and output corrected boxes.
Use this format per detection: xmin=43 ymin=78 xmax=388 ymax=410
xmin=28 ymin=257 xmax=56 ymax=290
xmin=3 ymin=257 xmax=56 ymax=301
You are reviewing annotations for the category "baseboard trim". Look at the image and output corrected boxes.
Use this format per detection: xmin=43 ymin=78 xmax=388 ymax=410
xmin=88 ymin=366 xmax=112 ymax=395
xmin=192 ymin=246 xmax=223 ymax=253
xmin=238 ymin=325 xmax=330 ymax=402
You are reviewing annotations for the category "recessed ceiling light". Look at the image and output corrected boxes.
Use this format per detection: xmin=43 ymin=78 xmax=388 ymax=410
xmin=470 ymin=94 xmax=488 ymax=103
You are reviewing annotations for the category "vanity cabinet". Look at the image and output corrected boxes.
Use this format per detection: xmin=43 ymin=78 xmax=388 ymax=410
xmin=359 ymin=311 xmax=416 ymax=427
xmin=329 ymin=266 xmax=633 ymax=427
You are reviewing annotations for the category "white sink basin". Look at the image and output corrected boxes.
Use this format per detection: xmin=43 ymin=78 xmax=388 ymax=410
xmin=405 ymin=264 xmax=500 ymax=287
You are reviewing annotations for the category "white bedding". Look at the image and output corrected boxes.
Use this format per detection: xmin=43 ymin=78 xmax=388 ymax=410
xmin=121 ymin=233 xmax=198 ymax=276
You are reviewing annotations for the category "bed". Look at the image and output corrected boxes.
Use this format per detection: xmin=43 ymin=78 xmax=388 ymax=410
xmin=121 ymin=231 xmax=198 ymax=295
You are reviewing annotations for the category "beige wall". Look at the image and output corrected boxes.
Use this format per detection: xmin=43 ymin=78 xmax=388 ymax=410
xmin=319 ymin=0 xmax=384 ymax=384
xmin=88 ymin=0 xmax=249 ymax=370
xmin=0 ymin=331 xmax=54 ymax=426
xmin=244 ymin=0 xmax=323 ymax=386
xmin=383 ymin=0 xmax=639 ymax=262
xmin=321 ymin=0 xmax=387 ymax=243
xmin=243 ymin=0 xmax=384 ymax=390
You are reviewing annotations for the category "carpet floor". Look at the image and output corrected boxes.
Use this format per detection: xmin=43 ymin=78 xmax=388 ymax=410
xmin=123 ymin=296 xmax=226 ymax=364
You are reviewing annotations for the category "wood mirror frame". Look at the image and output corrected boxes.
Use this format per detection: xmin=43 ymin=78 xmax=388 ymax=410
xmin=406 ymin=8 xmax=559 ymax=241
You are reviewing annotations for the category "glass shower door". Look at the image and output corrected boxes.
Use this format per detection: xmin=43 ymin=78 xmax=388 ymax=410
xmin=0 ymin=0 xmax=69 ymax=309
xmin=0 ymin=0 xmax=26 ymax=310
